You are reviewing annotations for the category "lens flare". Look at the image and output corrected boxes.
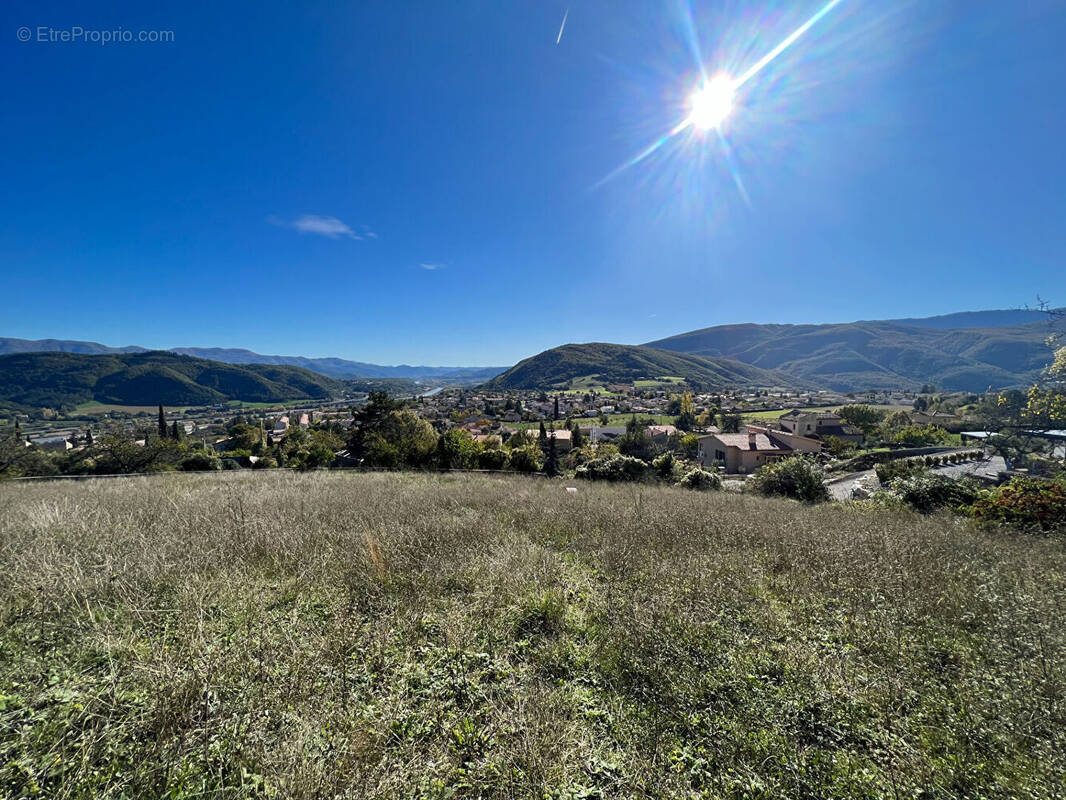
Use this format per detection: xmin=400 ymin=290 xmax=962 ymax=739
xmin=688 ymin=75 xmax=735 ymax=131
xmin=597 ymin=0 xmax=847 ymax=190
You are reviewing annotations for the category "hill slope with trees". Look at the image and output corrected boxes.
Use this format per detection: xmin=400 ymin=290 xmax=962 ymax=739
xmin=644 ymin=320 xmax=1054 ymax=391
xmin=484 ymin=343 xmax=803 ymax=390
xmin=0 ymin=338 xmax=503 ymax=381
xmin=0 ymin=351 xmax=344 ymax=411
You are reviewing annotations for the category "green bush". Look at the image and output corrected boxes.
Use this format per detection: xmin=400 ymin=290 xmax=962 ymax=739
xmin=887 ymin=472 xmax=983 ymax=514
xmin=651 ymin=452 xmax=676 ymax=480
xmin=875 ymin=459 xmax=922 ymax=484
xmin=507 ymin=445 xmax=543 ymax=473
xmin=477 ymin=448 xmax=508 ymax=471
xmin=574 ymin=454 xmax=650 ymax=482
xmin=971 ymin=477 xmax=1066 ymax=533
xmin=179 ymin=452 xmax=221 ymax=472
xmin=676 ymin=467 xmax=722 ymax=491
xmin=746 ymin=456 xmax=829 ymax=504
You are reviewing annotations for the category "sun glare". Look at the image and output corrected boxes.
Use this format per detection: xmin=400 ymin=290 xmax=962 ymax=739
xmin=688 ymin=75 xmax=735 ymax=131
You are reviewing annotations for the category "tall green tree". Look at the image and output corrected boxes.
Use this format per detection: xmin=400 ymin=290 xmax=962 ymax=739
xmin=719 ymin=412 xmax=742 ymax=433
xmin=157 ymin=404 xmax=167 ymax=439
xmin=837 ymin=404 xmax=886 ymax=435
xmin=545 ymin=432 xmax=560 ymax=476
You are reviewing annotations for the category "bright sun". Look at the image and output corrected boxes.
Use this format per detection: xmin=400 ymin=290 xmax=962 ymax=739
xmin=689 ymin=75 xmax=735 ymax=131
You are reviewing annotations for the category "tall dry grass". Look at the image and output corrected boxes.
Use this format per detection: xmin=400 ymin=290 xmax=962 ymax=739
xmin=1 ymin=470 xmax=1064 ymax=798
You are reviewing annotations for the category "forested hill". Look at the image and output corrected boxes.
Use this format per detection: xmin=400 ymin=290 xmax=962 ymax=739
xmin=0 ymin=352 xmax=344 ymax=411
xmin=484 ymin=343 xmax=803 ymax=391
xmin=644 ymin=319 xmax=1055 ymax=392
xmin=0 ymin=338 xmax=504 ymax=382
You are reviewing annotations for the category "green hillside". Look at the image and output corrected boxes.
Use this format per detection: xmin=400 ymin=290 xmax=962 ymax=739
xmin=645 ymin=320 xmax=1055 ymax=392
xmin=484 ymin=342 xmax=802 ymax=391
xmin=0 ymin=351 xmax=343 ymax=411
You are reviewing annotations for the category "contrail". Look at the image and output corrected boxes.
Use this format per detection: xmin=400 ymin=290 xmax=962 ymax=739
xmin=556 ymin=8 xmax=569 ymax=44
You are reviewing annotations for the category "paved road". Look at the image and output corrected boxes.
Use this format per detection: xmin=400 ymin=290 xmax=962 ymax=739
xmin=826 ymin=454 xmax=1007 ymax=502
xmin=827 ymin=470 xmax=879 ymax=502
xmin=929 ymin=455 xmax=1006 ymax=481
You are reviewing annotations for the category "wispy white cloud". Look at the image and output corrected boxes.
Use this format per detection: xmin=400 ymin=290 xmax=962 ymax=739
xmin=268 ymin=214 xmax=371 ymax=240
xmin=419 ymin=262 xmax=445 ymax=271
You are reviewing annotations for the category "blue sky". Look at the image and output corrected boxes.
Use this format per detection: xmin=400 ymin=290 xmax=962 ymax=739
xmin=3 ymin=0 xmax=1065 ymax=365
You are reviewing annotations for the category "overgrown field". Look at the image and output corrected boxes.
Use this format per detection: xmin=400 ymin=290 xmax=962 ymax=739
xmin=1 ymin=472 xmax=1064 ymax=798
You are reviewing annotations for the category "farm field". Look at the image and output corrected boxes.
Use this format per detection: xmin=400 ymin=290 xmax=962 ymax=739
xmin=741 ymin=404 xmax=902 ymax=421
xmin=1 ymin=471 xmax=1063 ymax=798
xmin=73 ymin=402 xmax=192 ymax=415
xmin=509 ymin=413 xmax=678 ymax=431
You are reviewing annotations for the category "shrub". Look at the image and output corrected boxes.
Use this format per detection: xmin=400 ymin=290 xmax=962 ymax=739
xmin=507 ymin=445 xmax=543 ymax=473
xmin=676 ymin=468 xmax=722 ymax=491
xmin=887 ymin=472 xmax=983 ymax=514
xmin=875 ymin=459 xmax=921 ymax=484
xmin=179 ymin=452 xmax=222 ymax=472
xmin=574 ymin=454 xmax=650 ymax=482
xmin=652 ymin=452 xmax=676 ymax=480
xmin=971 ymin=478 xmax=1066 ymax=533
xmin=477 ymin=448 xmax=508 ymax=471
xmin=889 ymin=425 xmax=949 ymax=447
xmin=746 ymin=456 xmax=829 ymax=504
xmin=823 ymin=435 xmax=857 ymax=458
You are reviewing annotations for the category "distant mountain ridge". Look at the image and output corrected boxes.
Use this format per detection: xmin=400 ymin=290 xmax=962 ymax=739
xmin=644 ymin=314 xmax=1058 ymax=392
xmin=0 ymin=338 xmax=504 ymax=382
xmin=0 ymin=351 xmax=344 ymax=411
xmin=879 ymin=308 xmax=1058 ymax=330
xmin=484 ymin=343 xmax=806 ymax=391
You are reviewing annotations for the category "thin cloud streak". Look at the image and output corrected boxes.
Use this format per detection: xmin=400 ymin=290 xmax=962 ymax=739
xmin=556 ymin=8 xmax=568 ymax=44
xmin=268 ymin=214 xmax=369 ymax=240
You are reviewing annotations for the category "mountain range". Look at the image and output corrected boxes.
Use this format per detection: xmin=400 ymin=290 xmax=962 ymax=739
xmin=483 ymin=343 xmax=805 ymax=391
xmin=3 ymin=308 xmax=1060 ymax=400
xmin=0 ymin=352 xmax=343 ymax=411
xmin=644 ymin=315 xmax=1057 ymax=392
xmin=0 ymin=339 xmax=504 ymax=382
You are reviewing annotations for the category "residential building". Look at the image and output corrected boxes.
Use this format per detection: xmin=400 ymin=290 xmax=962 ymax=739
xmin=777 ymin=410 xmax=864 ymax=443
xmin=697 ymin=425 xmax=822 ymax=474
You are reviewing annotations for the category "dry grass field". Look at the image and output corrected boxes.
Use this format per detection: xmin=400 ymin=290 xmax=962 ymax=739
xmin=1 ymin=471 xmax=1064 ymax=798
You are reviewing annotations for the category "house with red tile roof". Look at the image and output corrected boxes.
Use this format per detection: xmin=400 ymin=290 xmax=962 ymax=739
xmin=696 ymin=425 xmax=821 ymax=474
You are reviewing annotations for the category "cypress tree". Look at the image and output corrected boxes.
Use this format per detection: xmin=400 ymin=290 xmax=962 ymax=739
xmin=553 ymin=395 xmax=560 ymax=420
xmin=85 ymin=427 xmax=93 ymax=446
xmin=171 ymin=420 xmax=181 ymax=440
xmin=545 ymin=432 xmax=559 ymax=477
xmin=158 ymin=404 xmax=167 ymax=439
xmin=538 ymin=421 xmax=548 ymax=449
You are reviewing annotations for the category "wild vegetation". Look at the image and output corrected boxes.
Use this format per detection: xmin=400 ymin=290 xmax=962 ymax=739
xmin=484 ymin=342 xmax=799 ymax=391
xmin=645 ymin=317 xmax=1056 ymax=392
xmin=0 ymin=351 xmax=342 ymax=412
xmin=1 ymin=471 xmax=1064 ymax=798
xmin=0 ymin=337 xmax=505 ymax=382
